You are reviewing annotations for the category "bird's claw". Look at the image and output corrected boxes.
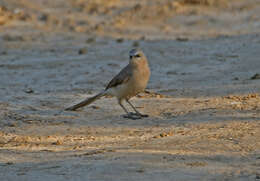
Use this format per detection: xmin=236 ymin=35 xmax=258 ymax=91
xmin=123 ymin=112 xmax=149 ymax=120
xmin=129 ymin=112 xmax=149 ymax=117
xmin=139 ymin=114 xmax=149 ymax=118
xmin=123 ymin=113 xmax=141 ymax=120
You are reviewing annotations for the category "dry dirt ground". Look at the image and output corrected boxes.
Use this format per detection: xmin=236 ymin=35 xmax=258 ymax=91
xmin=0 ymin=0 xmax=260 ymax=180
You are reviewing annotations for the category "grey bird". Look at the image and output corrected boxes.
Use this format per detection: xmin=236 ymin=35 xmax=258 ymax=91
xmin=65 ymin=49 xmax=151 ymax=119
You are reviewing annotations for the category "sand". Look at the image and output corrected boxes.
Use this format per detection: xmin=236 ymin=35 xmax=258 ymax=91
xmin=0 ymin=0 xmax=260 ymax=180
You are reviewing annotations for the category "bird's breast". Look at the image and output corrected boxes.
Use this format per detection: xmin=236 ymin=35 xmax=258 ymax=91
xmin=131 ymin=64 xmax=150 ymax=92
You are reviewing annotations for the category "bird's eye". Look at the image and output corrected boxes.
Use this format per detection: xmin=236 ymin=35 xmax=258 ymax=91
xmin=135 ymin=54 xmax=141 ymax=58
xmin=130 ymin=55 xmax=133 ymax=59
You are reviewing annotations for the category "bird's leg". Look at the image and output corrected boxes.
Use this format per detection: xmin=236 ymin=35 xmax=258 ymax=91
xmin=118 ymin=99 xmax=141 ymax=120
xmin=126 ymin=99 xmax=149 ymax=117
xmin=118 ymin=100 xmax=129 ymax=114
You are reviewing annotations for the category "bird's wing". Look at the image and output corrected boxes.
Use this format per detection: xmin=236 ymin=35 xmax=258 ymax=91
xmin=105 ymin=64 xmax=132 ymax=90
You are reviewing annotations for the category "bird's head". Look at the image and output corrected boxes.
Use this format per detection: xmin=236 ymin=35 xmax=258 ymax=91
xmin=129 ymin=49 xmax=146 ymax=62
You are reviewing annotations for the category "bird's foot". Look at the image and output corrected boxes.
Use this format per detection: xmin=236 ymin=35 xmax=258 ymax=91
xmin=130 ymin=112 xmax=149 ymax=118
xmin=138 ymin=113 xmax=149 ymax=118
xmin=123 ymin=113 xmax=142 ymax=120
xmin=123 ymin=112 xmax=149 ymax=119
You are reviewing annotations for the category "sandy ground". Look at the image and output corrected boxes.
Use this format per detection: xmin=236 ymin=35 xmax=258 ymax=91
xmin=0 ymin=0 xmax=260 ymax=180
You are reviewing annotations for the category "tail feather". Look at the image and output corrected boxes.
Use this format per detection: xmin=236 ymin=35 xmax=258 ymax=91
xmin=65 ymin=91 xmax=105 ymax=111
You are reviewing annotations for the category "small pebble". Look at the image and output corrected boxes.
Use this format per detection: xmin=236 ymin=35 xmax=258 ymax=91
xmin=91 ymin=105 xmax=100 ymax=109
xmin=116 ymin=38 xmax=124 ymax=43
xmin=86 ymin=37 xmax=95 ymax=43
xmin=38 ymin=13 xmax=48 ymax=21
xmin=25 ymin=88 xmax=34 ymax=94
xmin=78 ymin=48 xmax=87 ymax=55
xmin=53 ymin=140 xmax=62 ymax=145
xmin=132 ymin=41 xmax=139 ymax=47
xmin=176 ymin=37 xmax=189 ymax=42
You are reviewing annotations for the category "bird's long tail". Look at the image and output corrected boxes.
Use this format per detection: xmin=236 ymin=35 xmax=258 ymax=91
xmin=65 ymin=91 xmax=106 ymax=111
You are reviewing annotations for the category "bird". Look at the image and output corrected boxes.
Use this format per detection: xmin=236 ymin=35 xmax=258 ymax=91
xmin=65 ymin=49 xmax=150 ymax=120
